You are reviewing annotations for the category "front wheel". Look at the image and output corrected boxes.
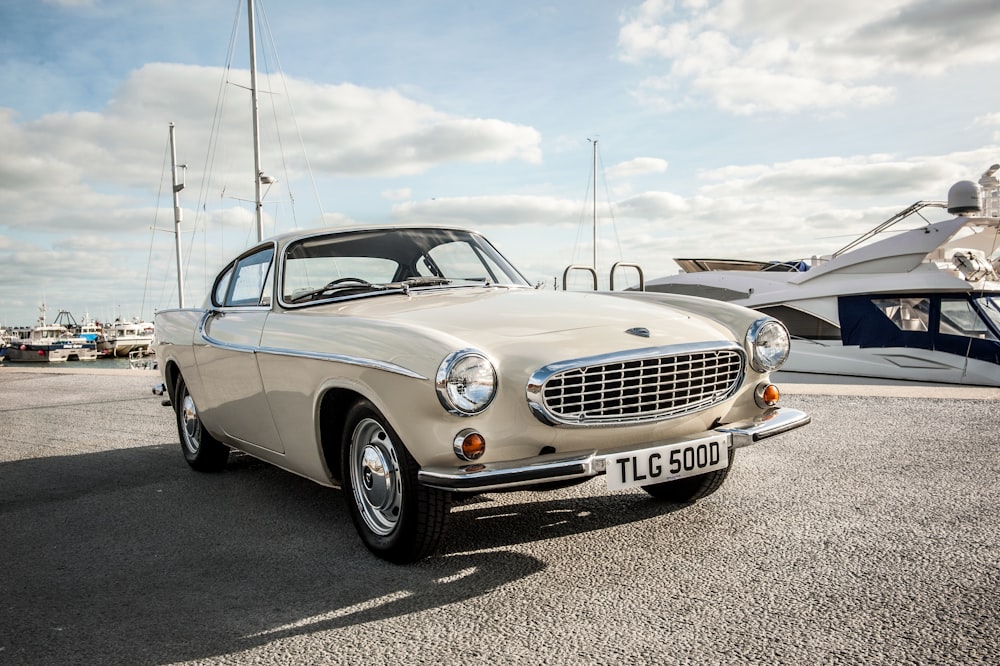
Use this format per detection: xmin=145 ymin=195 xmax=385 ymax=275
xmin=642 ymin=449 xmax=734 ymax=503
xmin=175 ymin=375 xmax=229 ymax=472
xmin=342 ymin=399 xmax=450 ymax=563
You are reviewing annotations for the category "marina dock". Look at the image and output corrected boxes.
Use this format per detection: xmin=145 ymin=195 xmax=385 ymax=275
xmin=1 ymin=366 xmax=997 ymax=664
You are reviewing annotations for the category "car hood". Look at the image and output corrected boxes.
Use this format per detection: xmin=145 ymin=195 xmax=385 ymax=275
xmin=315 ymin=287 xmax=736 ymax=349
xmin=262 ymin=287 xmax=753 ymax=387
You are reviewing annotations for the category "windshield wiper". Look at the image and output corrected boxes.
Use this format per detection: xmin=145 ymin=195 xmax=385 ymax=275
xmin=397 ymin=276 xmax=451 ymax=293
xmin=288 ymin=278 xmax=388 ymax=303
xmin=288 ymin=276 xmax=457 ymax=304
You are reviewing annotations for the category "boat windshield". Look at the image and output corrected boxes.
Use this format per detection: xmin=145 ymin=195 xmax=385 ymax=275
xmin=975 ymin=295 xmax=1000 ymax=338
xmin=941 ymin=296 xmax=999 ymax=341
xmin=281 ymin=228 xmax=531 ymax=305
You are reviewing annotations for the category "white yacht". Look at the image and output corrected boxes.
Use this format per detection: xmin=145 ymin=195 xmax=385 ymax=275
xmin=107 ymin=318 xmax=155 ymax=357
xmin=643 ymin=165 xmax=1000 ymax=387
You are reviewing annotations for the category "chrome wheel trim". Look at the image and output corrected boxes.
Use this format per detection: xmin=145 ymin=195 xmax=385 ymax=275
xmin=349 ymin=417 xmax=402 ymax=537
xmin=180 ymin=392 xmax=202 ymax=455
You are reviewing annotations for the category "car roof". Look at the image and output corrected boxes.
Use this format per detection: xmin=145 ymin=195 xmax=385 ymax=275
xmin=263 ymin=223 xmax=477 ymax=249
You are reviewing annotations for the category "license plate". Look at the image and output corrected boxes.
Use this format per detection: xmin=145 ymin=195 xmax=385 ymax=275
xmin=604 ymin=435 xmax=730 ymax=491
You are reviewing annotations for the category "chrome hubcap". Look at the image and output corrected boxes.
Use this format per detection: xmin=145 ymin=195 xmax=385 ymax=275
xmin=350 ymin=418 xmax=402 ymax=536
xmin=181 ymin=393 xmax=201 ymax=454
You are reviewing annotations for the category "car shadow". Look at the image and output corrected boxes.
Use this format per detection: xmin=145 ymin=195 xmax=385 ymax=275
xmin=0 ymin=446 xmax=547 ymax=665
xmin=441 ymin=485 xmax=689 ymax=555
xmin=0 ymin=444 xmax=693 ymax=664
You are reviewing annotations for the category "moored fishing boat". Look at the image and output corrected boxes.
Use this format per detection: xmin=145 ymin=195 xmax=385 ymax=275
xmin=0 ymin=327 xmax=10 ymax=361
xmin=5 ymin=306 xmax=98 ymax=363
xmin=78 ymin=313 xmax=114 ymax=357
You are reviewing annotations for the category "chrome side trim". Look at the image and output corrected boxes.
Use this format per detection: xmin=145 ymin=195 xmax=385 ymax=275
xmin=197 ymin=311 xmax=426 ymax=380
xmin=418 ymin=407 xmax=810 ymax=492
xmin=257 ymin=347 xmax=427 ymax=379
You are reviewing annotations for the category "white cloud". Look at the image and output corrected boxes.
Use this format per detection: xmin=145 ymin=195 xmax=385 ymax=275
xmin=618 ymin=0 xmax=1000 ymax=114
xmin=0 ymin=63 xmax=545 ymax=235
xmin=0 ymin=62 xmax=547 ymax=322
xmin=416 ymin=147 xmax=1000 ymax=284
xmin=320 ymin=211 xmax=362 ymax=227
xmin=695 ymin=151 xmax=995 ymax=202
xmin=392 ymin=195 xmax=581 ymax=227
xmin=1 ymin=5 xmax=996 ymax=325
xmin=607 ymin=157 xmax=669 ymax=179
xmin=616 ymin=191 xmax=688 ymax=217
xmin=974 ymin=113 xmax=1000 ymax=128
xmin=381 ymin=188 xmax=413 ymax=201
xmin=974 ymin=113 xmax=1000 ymax=142
xmin=256 ymin=77 xmax=542 ymax=178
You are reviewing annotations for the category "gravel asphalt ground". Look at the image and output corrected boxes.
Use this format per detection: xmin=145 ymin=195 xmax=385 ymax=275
xmin=0 ymin=366 xmax=997 ymax=665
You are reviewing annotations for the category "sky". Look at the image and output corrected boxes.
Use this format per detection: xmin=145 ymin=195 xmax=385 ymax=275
xmin=1 ymin=0 xmax=999 ymax=326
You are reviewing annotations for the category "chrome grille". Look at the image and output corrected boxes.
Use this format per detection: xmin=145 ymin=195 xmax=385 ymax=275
xmin=528 ymin=345 xmax=745 ymax=426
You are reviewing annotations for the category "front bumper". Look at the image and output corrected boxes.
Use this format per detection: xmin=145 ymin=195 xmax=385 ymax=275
xmin=417 ymin=407 xmax=810 ymax=492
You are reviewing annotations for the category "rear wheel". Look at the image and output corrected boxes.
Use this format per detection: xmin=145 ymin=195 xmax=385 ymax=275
xmin=642 ymin=450 xmax=734 ymax=503
xmin=175 ymin=375 xmax=229 ymax=472
xmin=342 ymin=399 xmax=450 ymax=563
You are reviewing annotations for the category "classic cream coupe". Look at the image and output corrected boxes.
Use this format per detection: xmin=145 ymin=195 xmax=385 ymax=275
xmin=154 ymin=226 xmax=810 ymax=563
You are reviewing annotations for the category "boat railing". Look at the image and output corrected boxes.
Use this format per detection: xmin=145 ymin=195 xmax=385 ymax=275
xmin=562 ymin=265 xmax=597 ymax=290
xmin=128 ymin=349 xmax=158 ymax=370
xmin=561 ymin=263 xmax=645 ymax=291
xmin=832 ymin=200 xmax=947 ymax=258
xmin=610 ymin=262 xmax=644 ymax=291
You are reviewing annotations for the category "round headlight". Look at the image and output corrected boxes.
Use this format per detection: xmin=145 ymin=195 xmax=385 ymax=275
xmin=436 ymin=350 xmax=497 ymax=415
xmin=746 ymin=318 xmax=790 ymax=373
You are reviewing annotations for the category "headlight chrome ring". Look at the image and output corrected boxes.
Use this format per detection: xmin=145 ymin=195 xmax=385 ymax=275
xmin=746 ymin=318 xmax=791 ymax=373
xmin=436 ymin=349 xmax=498 ymax=416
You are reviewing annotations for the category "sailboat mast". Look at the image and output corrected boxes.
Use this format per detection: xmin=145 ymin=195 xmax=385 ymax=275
xmin=168 ymin=123 xmax=185 ymax=308
xmin=247 ymin=0 xmax=265 ymax=242
xmin=592 ymin=139 xmax=597 ymax=270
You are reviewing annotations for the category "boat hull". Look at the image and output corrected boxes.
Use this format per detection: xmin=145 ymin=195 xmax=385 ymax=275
xmin=6 ymin=344 xmax=98 ymax=363
xmin=780 ymin=339 xmax=1000 ymax=387
xmin=112 ymin=339 xmax=153 ymax=357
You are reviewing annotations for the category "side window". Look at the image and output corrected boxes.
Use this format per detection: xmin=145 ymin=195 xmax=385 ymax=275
xmin=259 ymin=259 xmax=274 ymax=306
xmin=212 ymin=265 xmax=234 ymax=307
xmin=225 ymin=247 xmax=275 ymax=307
xmin=872 ymin=297 xmax=930 ymax=332
xmin=941 ymin=298 xmax=998 ymax=340
xmin=979 ymin=296 xmax=1000 ymax=336
xmin=756 ymin=305 xmax=840 ymax=340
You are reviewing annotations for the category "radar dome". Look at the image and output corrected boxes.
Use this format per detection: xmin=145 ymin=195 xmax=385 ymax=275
xmin=947 ymin=180 xmax=981 ymax=215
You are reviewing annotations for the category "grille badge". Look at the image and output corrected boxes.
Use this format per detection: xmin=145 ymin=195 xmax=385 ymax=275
xmin=625 ymin=327 xmax=650 ymax=338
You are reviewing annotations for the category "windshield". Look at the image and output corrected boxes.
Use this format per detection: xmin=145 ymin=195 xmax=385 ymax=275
xmin=281 ymin=228 xmax=530 ymax=305
xmin=975 ymin=295 xmax=1000 ymax=339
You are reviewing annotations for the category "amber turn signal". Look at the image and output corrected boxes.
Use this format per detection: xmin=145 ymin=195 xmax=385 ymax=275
xmin=453 ymin=430 xmax=486 ymax=461
xmin=755 ymin=383 xmax=781 ymax=408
